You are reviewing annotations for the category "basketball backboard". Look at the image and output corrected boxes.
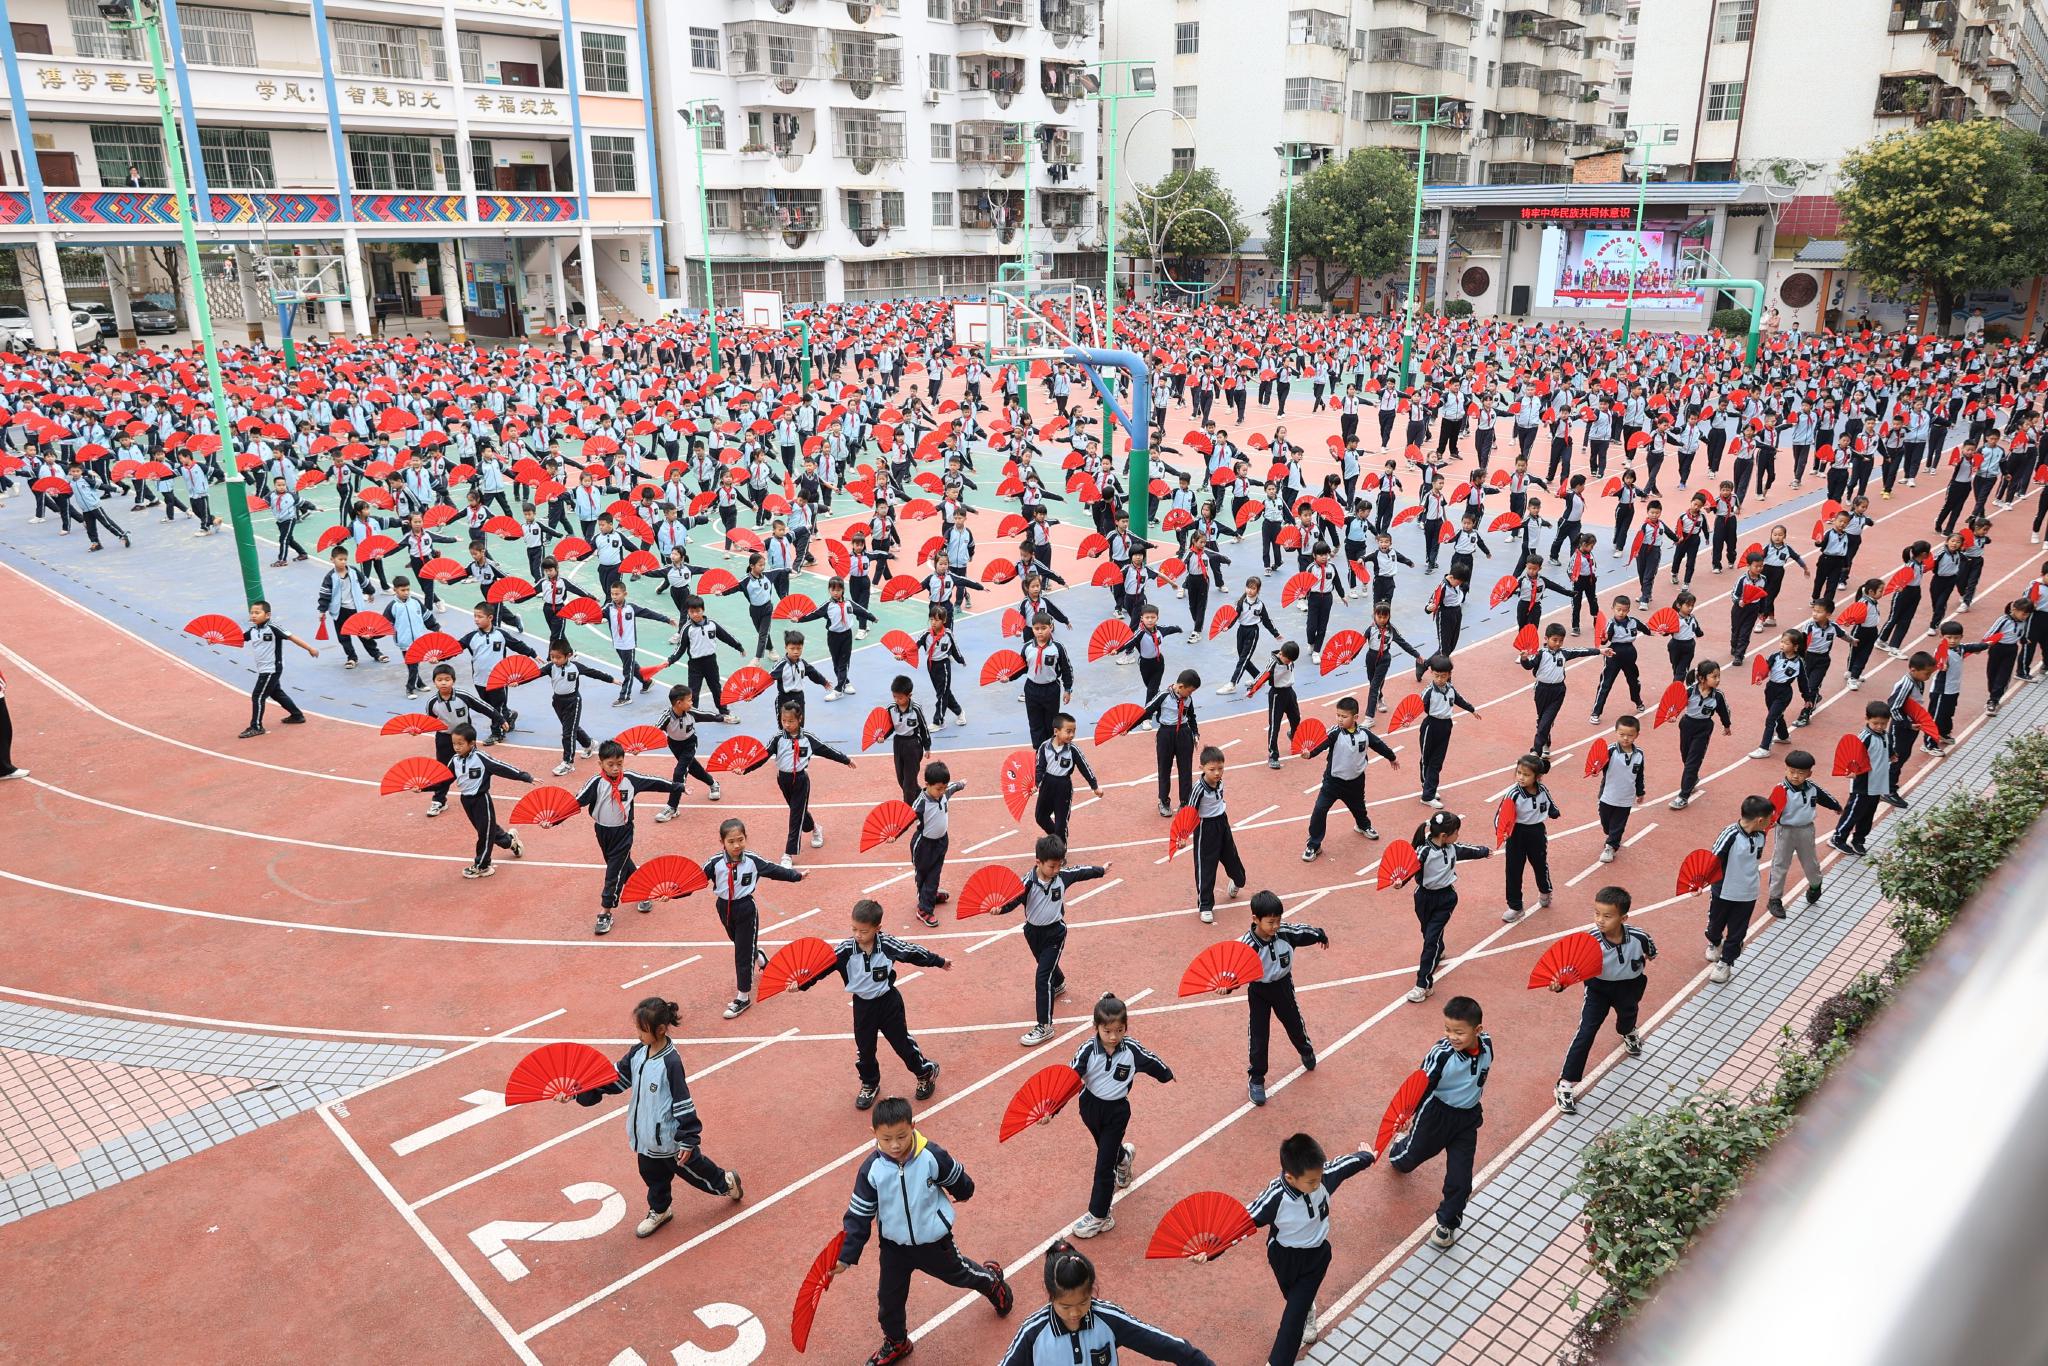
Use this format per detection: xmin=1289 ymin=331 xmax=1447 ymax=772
xmin=740 ymin=289 xmax=784 ymax=329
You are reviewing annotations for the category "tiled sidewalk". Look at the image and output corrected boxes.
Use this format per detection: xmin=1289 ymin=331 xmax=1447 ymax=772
xmin=0 ymin=1002 xmax=438 ymax=1226
xmin=1308 ymin=679 xmax=2048 ymax=1366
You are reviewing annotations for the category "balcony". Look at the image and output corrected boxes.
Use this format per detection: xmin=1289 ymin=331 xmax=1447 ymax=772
xmin=738 ymin=192 xmax=825 ymax=248
xmin=957 ymin=119 xmax=1027 ymax=175
xmin=725 ymin=22 xmax=822 ymax=93
xmin=738 ymin=107 xmax=816 ymax=169
xmin=831 ymin=110 xmax=908 ymax=172
xmin=1288 ymin=9 xmax=1352 ymax=48
xmin=1889 ymin=0 xmax=1956 ymax=34
xmin=1044 ymin=0 xmax=1097 ymax=47
xmin=839 ymin=0 xmax=900 ymax=24
xmin=1370 ymin=30 xmax=1468 ymax=73
xmin=1037 ymin=189 xmax=1089 ymax=240
xmin=958 ymin=54 xmax=1028 ymax=109
xmin=826 ymin=32 xmax=902 ymax=99
xmin=956 ymin=0 xmax=1030 ymax=38
xmin=1040 ymin=56 xmax=1087 ymax=111
xmin=960 ymin=189 xmax=1025 ymax=241
xmin=1986 ymin=61 xmax=2018 ymax=101
xmin=840 ymin=190 xmax=900 ymax=246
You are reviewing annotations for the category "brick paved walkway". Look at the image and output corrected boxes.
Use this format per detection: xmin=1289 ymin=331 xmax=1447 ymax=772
xmin=1307 ymin=678 xmax=2048 ymax=1365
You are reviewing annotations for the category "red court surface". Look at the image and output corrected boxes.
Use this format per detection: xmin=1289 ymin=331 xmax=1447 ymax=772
xmin=2 ymin=390 xmax=2032 ymax=1366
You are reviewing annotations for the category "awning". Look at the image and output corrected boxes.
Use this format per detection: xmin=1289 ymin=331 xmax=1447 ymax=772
xmin=1795 ymin=239 xmax=1849 ymax=264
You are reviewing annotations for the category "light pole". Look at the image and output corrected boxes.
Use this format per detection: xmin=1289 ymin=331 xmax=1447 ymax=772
xmin=1080 ymin=59 xmax=1156 ymax=528
xmin=102 ymin=0 xmax=265 ymax=607
xmin=1275 ymin=142 xmax=1308 ymax=314
xmin=678 ymin=100 xmax=722 ymax=374
xmin=1620 ymin=123 xmax=1681 ymax=346
xmin=1393 ymin=95 xmax=1460 ymax=394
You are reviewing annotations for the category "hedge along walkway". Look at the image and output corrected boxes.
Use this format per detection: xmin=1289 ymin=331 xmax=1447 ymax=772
xmin=1306 ymin=677 xmax=2048 ymax=1366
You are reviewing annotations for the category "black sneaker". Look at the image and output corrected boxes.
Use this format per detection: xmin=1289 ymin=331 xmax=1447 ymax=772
xmin=917 ymin=909 xmax=939 ymax=927
xmin=280 ymin=714 xmax=306 ymax=725
xmin=593 ymin=911 xmax=614 ymax=936
xmin=855 ymin=1084 xmax=879 ymax=1111
xmin=237 ymin=726 xmax=265 ymax=739
xmin=866 ymin=1339 xmax=913 ymax=1366
xmin=1299 ymin=1051 xmax=1317 ymax=1072
xmin=1767 ymin=898 xmax=1786 ymax=920
xmin=1623 ymin=1031 xmax=1644 ymax=1058
xmin=916 ymin=1064 xmax=940 ymax=1101
xmin=984 ymin=1262 xmax=1013 ymax=1316
xmin=1248 ymin=1080 xmax=1267 ymax=1106
xmin=1806 ymin=880 xmax=1823 ymax=905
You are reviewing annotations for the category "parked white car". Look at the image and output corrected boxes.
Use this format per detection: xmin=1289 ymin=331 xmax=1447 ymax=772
xmin=0 ymin=308 xmax=102 ymax=348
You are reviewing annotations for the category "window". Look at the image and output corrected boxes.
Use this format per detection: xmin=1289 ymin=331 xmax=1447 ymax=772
xmin=882 ymin=190 xmax=905 ymax=228
xmin=1287 ymin=9 xmax=1347 ymax=46
xmin=705 ymin=189 xmax=741 ymax=231
xmin=1350 ymin=90 xmax=1365 ymax=122
xmin=590 ymin=134 xmax=637 ymax=192
xmin=1170 ymin=146 xmax=1195 ymax=174
xmin=68 ymin=0 xmax=141 ymax=60
xmin=1706 ymin=80 xmax=1744 ymax=120
xmin=1619 ymin=39 xmax=1635 ymax=61
xmin=347 ymin=133 xmax=437 ymax=191
xmin=930 ymin=122 xmax=953 ymax=158
xmin=11 ymin=23 xmax=53 ymax=56
xmin=1712 ymin=0 xmax=1755 ymax=42
xmin=1174 ymin=21 xmax=1199 ymax=54
xmin=197 ymin=126 xmax=273 ymax=188
xmin=927 ymin=52 xmax=951 ymax=90
xmin=582 ymin=31 xmax=630 ymax=92
xmin=1172 ymin=84 xmax=1197 ymax=117
xmin=91 ymin=123 xmax=166 ymax=185
xmin=458 ymin=31 xmax=482 ymax=84
xmin=696 ymin=107 xmax=726 ymax=150
xmin=180 ymin=6 xmax=256 ymax=68
xmin=1282 ymin=77 xmax=1343 ymax=113
xmin=928 ymin=0 xmax=951 ymax=16
xmin=467 ymin=138 xmax=492 ymax=189
xmin=331 ymin=21 xmax=442 ymax=80
xmin=932 ymin=190 xmax=954 ymax=226
xmin=688 ymin=27 xmax=720 ymax=70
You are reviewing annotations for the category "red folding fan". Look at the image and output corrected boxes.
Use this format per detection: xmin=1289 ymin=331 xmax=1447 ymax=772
xmin=1676 ymin=849 xmax=1723 ymax=895
xmin=1902 ymin=698 xmax=1941 ymax=742
xmin=379 ymin=757 xmax=452 ymax=796
xmin=1178 ymin=940 xmax=1263 ymax=997
xmin=503 ymin=1042 xmax=618 ymax=1105
xmin=1094 ymin=702 xmax=1145 ymax=746
xmin=1495 ymin=796 xmax=1517 ymax=848
xmin=487 ymin=577 xmax=535 ymax=604
xmin=1077 ymin=531 xmax=1109 ymax=559
xmin=1749 ymin=654 xmax=1770 ymax=685
xmin=1513 ymin=624 xmax=1540 ymax=654
xmin=1489 ymin=574 xmax=1519 ymax=610
xmin=1145 ymin=1192 xmax=1258 ymax=1261
xmin=509 ymin=786 xmax=582 ymax=829
xmin=774 ymin=593 xmax=817 ymax=621
xmin=706 ymin=736 xmax=768 ymax=774
xmin=1280 ymin=571 xmax=1317 ymax=607
xmin=418 ymin=556 xmax=467 ymax=584
xmin=1647 ymin=606 xmax=1680 ymax=636
xmin=338 ymin=611 xmax=391 ymax=639
xmin=695 ymin=567 xmax=738 ymax=596
xmin=488 ymin=655 xmax=541 ymax=690
xmin=1377 ymin=840 xmax=1422 ymax=891
xmin=622 ymin=856 xmax=709 ymax=903
xmin=1320 ymin=631 xmax=1363 ymax=674
xmin=558 ymin=597 xmax=603 ymax=625
xmin=1583 ymin=737 xmax=1610 ymax=779
xmin=1389 ymin=693 xmax=1425 ymax=732
xmin=1001 ymin=749 xmax=1036 ymax=821
xmin=790 ymin=1230 xmax=846 ymax=1353
xmin=881 ymin=629 xmax=920 ymax=664
xmin=722 ymin=665 xmax=772 ymax=706
xmin=183 ymin=613 xmax=244 ymax=647
xmin=1654 ymin=679 xmax=1687 ymax=728
xmin=1835 ymin=600 xmax=1870 ymax=630
xmin=380 ymin=712 xmax=447 ymax=738
xmin=404 ymin=630 xmax=461 ymax=665
xmin=1090 ymin=562 xmax=1122 ymax=589
xmin=1375 ymin=1069 xmax=1430 ymax=1153
xmin=956 ymin=865 xmax=1024 ymax=920
xmin=1833 ymin=732 xmax=1871 ymax=776
xmin=1165 ymin=805 xmax=1200 ymax=859
xmin=1088 ymin=620 xmax=1133 ymax=663
xmin=1291 ymin=719 xmax=1329 ymax=757
xmin=1528 ymin=934 xmax=1606 ymax=991
xmin=861 ymin=707 xmax=893 ymax=752
xmin=1208 ymin=604 xmax=1239 ymax=640
xmin=859 ymin=800 xmax=916 ymax=852
xmin=1001 ymin=607 xmax=1026 ymax=639
xmin=997 ymin=1065 xmax=1085 ymax=1141
xmin=880 ymin=574 xmax=921 ymax=603
xmin=612 ymin=725 xmax=666 ymax=755
xmin=759 ymin=937 xmax=839 ymax=1002
xmin=981 ymin=650 xmax=1026 ymax=686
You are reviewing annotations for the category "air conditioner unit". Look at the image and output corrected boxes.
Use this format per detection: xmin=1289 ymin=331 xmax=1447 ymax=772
xmin=924 ymin=88 xmax=943 ymax=104
xmin=1350 ymin=44 xmax=1366 ymax=60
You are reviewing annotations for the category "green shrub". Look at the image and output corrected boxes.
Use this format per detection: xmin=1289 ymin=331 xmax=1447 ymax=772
xmin=1444 ymin=298 xmax=1474 ymax=317
xmin=1712 ymin=307 xmax=1752 ymax=334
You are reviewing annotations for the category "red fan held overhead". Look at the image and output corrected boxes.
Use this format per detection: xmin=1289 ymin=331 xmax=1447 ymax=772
xmin=509 ymin=785 xmax=582 ymax=829
xmin=1833 ymin=733 xmax=1871 ymax=777
xmin=997 ymin=1065 xmax=1085 ymax=1141
xmin=1377 ymin=840 xmax=1422 ymax=891
xmin=956 ymin=865 xmax=1024 ymax=920
xmin=380 ymin=757 xmax=452 ymax=795
xmin=1389 ymin=693 xmax=1425 ymax=732
xmin=1528 ymin=934 xmax=1606 ymax=991
xmin=1088 ymin=619 xmax=1134 ymax=663
xmin=503 ymin=1042 xmax=618 ymax=1105
xmin=706 ymin=736 xmax=769 ymax=774
xmin=861 ymin=707 xmax=892 ymax=752
xmin=1165 ymin=805 xmax=1200 ymax=859
xmin=980 ymin=650 xmax=1026 ymax=686
xmin=1676 ymin=849 xmax=1723 ymax=895
xmin=1094 ymin=702 xmax=1145 ymax=746
xmin=1654 ymin=679 xmax=1688 ymax=728
xmin=1145 ymin=1192 xmax=1258 ymax=1262
xmin=1000 ymin=749 xmax=1036 ymax=822
xmin=790 ymin=1230 xmax=846 ymax=1354
xmin=1376 ymin=1069 xmax=1430 ymax=1154
xmin=758 ymin=937 xmax=839 ymax=1002
xmin=859 ymin=799 xmax=916 ymax=852
xmin=1178 ymin=940 xmax=1262 ymax=997
xmin=380 ymin=712 xmax=447 ymax=737
xmin=622 ymin=856 xmax=710 ymax=903
xmin=722 ymin=665 xmax=772 ymax=705
xmin=183 ymin=613 xmax=245 ymax=647
xmin=1584 ymin=737 xmax=1610 ymax=778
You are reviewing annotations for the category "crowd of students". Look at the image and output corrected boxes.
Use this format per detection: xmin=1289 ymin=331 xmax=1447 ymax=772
xmin=8 ymin=299 xmax=2047 ymax=1364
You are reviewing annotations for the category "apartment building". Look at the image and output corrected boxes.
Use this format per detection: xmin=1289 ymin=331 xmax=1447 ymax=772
xmin=0 ymin=0 xmax=663 ymax=349
xmin=651 ymin=0 xmax=1104 ymax=309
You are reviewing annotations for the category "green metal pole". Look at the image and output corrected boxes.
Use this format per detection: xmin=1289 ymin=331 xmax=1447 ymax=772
xmin=280 ymin=306 xmax=298 ymax=370
xmin=1279 ymin=149 xmax=1295 ymax=315
xmin=135 ymin=4 xmax=264 ymax=607
xmin=1101 ymin=92 xmax=1148 ymax=533
xmin=1621 ymin=152 xmax=1648 ymax=345
xmin=993 ymin=259 xmax=1030 ymax=423
xmin=784 ymin=320 xmax=810 ymax=390
xmin=1692 ymin=278 xmax=1766 ymax=367
xmin=1397 ymin=120 xmax=1429 ymax=394
xmin=691 ymin=117 xmax=720 ymax=374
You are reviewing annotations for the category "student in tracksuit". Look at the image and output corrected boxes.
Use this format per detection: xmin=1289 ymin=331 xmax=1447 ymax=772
xmin=1388 ymin=995 xmax=1491 ymax=1247
xmin=1001 ymin=1241 xmax=1214 ymax=1365
xmin=1701 ymin=796 xmax=1771 ymax=982
xmin=828 ymin=1097 xmax=1012 ymax=1366
xmin=702 ymin=817 xmax=805 ymax=1019
xmin=1033 ymin=713 xmax=1101 ymax=841
xmin=1018 ymin=617 xmax=1076 ymax=749
xmin=993 ymin=835 xmax=1109 ymax=1047
xmin=1300 ymin=548 xmax=1345 ymax=660
xmin=1115 ymin=606 xmax=1184 ymax=711
xmin=1255 ymin=643 xmax=1302 ymax=767
xmin=1139 ymin=671 xmax=1202 ymax=815
xmin=1587 ymin=598 xmax=1646 ymax=721
xmin=753 ymin=704 xmax=853 ymax=861
xmin=1977 ymin=600 xmax=2033 ymax=714
xmin=883 ymin=676 xmax=934 ymax=803
xmin=652 ymin=685 xmax=724 ymax=821
xmin=1244 ymin=1132 xmax=1374 ymax=1363
xmin=1523 ymin=625 xmax=1598 ymax=755
xmin=1218 ymin=580 xmax=1283 ymax=693
xmin=907 ymin=762 xmax=968 ymax=928
xmin=1830 ymin=702 xmax=1899 ymax=857
xmin=1185 ymin=747 xmax=1246 ymax=926
xmin=1591 ymin=715 xmax=1647 ymax=863
xmin=1416 ymin=658 xmax=1480 ymax=807
xmin=1551 ymin=886 xmax=1657 ymax=1115
xmin=1765 ymin=749 xmax=1841 ymax=919
xmin=380 ymin=577 xmax=439 ymax=696
xmin=576 ymin=742 xmax=683 ymax=936
xmin=670 ymin=598 xmax=743 ymax=719
xmin=1669 ymin=662 xmax=1733 ymax=810
xmin=1300 ymin=698 xmax=1397 ymax=861
xmin=316 ymin=548 xmax=387 ymax=666
xmin=917 ymin=607 xmax=969 ymax=727
xmin=1749 ymin=631 xmax=1807 ymax=757
xmin=459 ymin=608 xmax=535 ymax=743
xmin=445 ymin=723 xmax=529 ymax=878
xmin=1059 ymin=993 xmax=1174 ymax=1239
xmin=1360 ymin=603 xmax=1422 ymax=720
xmin=536 ymin=640 xmax=612 ymax=773
xmin=1237 ymin=890 xmax=1328 ymax=1108
xmin=238 ymin=600 xmax=317 ymax=738
xmin=1406 ymin=811 xmax=1492 ymax=1002
xmin=796 ymin=578 xmax=876 ymax=697
xmin=1499 ymin=756 xmax=1560 ymax=925
xmin=769 ymin=634 xmax=830 ymax=722
xmin=798 ymin=899 xmax=946 ymax=1110
xmin=568 ymin=997 xmax=744 ymax=1241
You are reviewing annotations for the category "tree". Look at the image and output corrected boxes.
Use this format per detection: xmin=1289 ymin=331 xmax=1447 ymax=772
xmin=1117 ymin=166 xmax=1248 ymax=281
xmin=1263 ymin=147 xmax=1415 ymax=305
xmin=1836 ymin=120 xmax=2048 ymax=334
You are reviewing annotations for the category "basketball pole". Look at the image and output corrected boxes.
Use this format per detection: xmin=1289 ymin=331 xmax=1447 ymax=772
xmin=113 ymin=0 xmax=267 ymax=608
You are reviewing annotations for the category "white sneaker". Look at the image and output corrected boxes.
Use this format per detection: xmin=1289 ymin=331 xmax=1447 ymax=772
xmin=635 ymin=1208 xmax=673 ymax=1238
xmin=552 ymin=760 xmax=574 ymax=775
xmin=1070 ymin=1212 xmax=1115 ymax=1239
xmin=1705 ymin=944 xmax=1722 ymax=962
xmin=842 ymin=681 xmax=856 ymax=694
xmin=1598 ymin=846 xmax=1616 ymax=864
xmin=655 ymin=806 xmax=678 ymax=822
xmin=1199 ymin=908 xmax=1214 ymax=923
xmin=810 ymin=826 xmax=825 ymax=848
xmin=425 ymin=801 xmax=445 ymax=817
xmin=1709 ymin=960 xmax=1732 ymax=983
xmin=707 ymin=780 xmax=722 ymax=801
xmin=723 ymin=995 xmax=752 ymax=1019
xmin=1019 ymin=1023 xmax=1053 ymax=1046
xmin=1748 ymin=747 xmax=1771 ymax=760
xmin=1114 ymin=1141 xmax=1136 ymax=1189
xmin=824 ymin=689 xmax=839 ymax=701
xmin=1302 ymin=1302 xmax=1321 ymax=1346
xmin=779 ymin=855 xmax=796 ymax=867
xmin=931 ymin=716 xmax=946 ymax=730
xmin=1310 ymin=651 xmax=1322 ymax=664
xmin=1501 ymin=906 xmax=1526 ymax=924
xmin=1214 ymin=681 xmax=1237 ymax=694
xmin=1405 ymin=986 xmax=1430 ymax=1004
